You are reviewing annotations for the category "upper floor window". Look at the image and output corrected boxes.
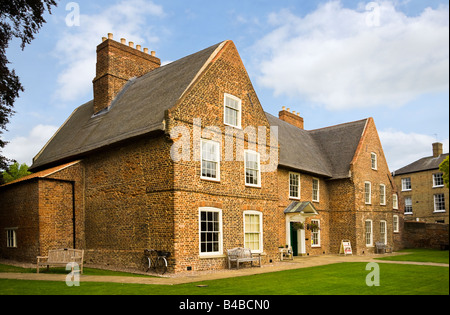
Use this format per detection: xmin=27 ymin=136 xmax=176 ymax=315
xmin=365 ymin=181 xmax=372 ymax=204
xmin=434 ymin=194 xmax=446 ymax=212
xmin=380 ymin=184 xmax=386 ymax=205
xmin=433 ymin=173 xmax=444 ymax=188
xmin=312 ymin=178 xmax=320 ymax=202
xmin=393 ymin=194 xmax=399 ymax=210
xmin=201 ymin=139 xmax=220 ymax=181
xmin=371 ymin=152 xmax=377 ymax=170
xmin=289 ymin=172 xmax=300 ymax=199
xmin=224 ymin=93 xmax=241 ymax=129
xmin=380 ymin=221 xmax=387 ymax=245
xmin=245 ymin=150 xmax=261 ymax=187
xmin=402 ymin=178 xmax=411 ymax=191
xmin=404 ymin=196 xmax=413 ymax=214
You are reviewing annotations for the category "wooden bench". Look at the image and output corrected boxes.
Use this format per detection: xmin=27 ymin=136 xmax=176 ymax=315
xmin=375 ymin=242 xmax=392 ymax=254
xmin=37 ymin=249 xmax=84 ymax=274
xmin=227 ymin=247 xmax=261 ymax=269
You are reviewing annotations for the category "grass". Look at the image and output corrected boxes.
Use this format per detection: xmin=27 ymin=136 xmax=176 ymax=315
xmin=0 ymin=249 xmax=448 ymax=295
xmin=376 ymin=249 xmax=449 ymax=264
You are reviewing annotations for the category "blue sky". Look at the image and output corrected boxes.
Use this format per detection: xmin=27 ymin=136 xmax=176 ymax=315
xmin=3 ymin=0 xmax=449 ymax=171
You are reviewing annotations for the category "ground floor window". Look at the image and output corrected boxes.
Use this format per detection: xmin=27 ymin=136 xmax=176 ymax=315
xmin=365 ymin=220 xmax=373 ymax=246
xmin=393 ymin=215 xmax=399 ymax=233
xmin=434 ymin=194 xmax=446 ymax=212
xmin=311 ymin=219 xmax=320 ymax=247
xmin=6 ymin=228 xmax=17 ymax=248
xmin=199 ymin=208 xmax=222 ymax=256
xmin=244 ymin=211 xmax=263 ymax=253
xmin=380 ymin=221 xmax=387 ymax=244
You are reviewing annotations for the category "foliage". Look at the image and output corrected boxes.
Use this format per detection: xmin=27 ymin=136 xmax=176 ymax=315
xmin=0 ymin=0 xmax=58 ymax=170
xmin=1 ymin=162 xmax=31 ymax=183
xmin=440 ymin=156 xmax=449 ymax=188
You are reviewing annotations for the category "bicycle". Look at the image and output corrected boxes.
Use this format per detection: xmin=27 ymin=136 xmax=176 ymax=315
xmin=141 ymin=249 xmax=170 ymax=275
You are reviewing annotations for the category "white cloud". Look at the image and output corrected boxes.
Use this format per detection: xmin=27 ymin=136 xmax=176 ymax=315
xmin=2 ymin=125 xmax=59 ymax=166
xmin=52 ymin=0 xmax=165 ymax=105
xmin=379 ymin=129 xmax=449 ymax=171
xmin=253 ymin=1 xmax=449 ymax=110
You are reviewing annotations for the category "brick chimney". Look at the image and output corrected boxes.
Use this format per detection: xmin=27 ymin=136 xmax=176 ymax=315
xmin=433 ymin=142 xmax=443 ymax=157
xmin=279 ymin=107 xmax=304 ymax=130
xmin=92 ymin=33 xmax=161 ymax=114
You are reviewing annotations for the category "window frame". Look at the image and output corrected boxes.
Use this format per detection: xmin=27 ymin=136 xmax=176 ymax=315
xmin=311 ymin=219 xmax=321 ymax=247
xmin=365 ymin=181 xmax=372 ymax=205
xmin=434 ymin=194 xmax=446 ymax=213
xmin=393 ymin=194 xmax=399 ymax=210
xmin=198 ymin=207 xmax=223 ymax=257
xmin=401 ymin=178 xmax=411 ymax=191
xmin=393 ymin=215 xmax=399 ymax=233
xmin=365 ymin=220 xmax=373 ymax=247
xmin=6 ymin=228 xmax=17 ymax=248
xmin=223 ymin=93 xmax=242 ymax=129
xmin=404 ymin=196 xmax=413 ymax=214
xmin=312 ymin=178 xmax=320 ymax=202
xmin=244 ymin=150 xmax=261 ymax=188
xmin=371 ymin=152 xmax=378 ymax=170
xmin=243 ymin=210 xmax=263 ymax=254
xmin=200 ymin=138 xmax=221 ymax=182
xmin=380 ymin=220 xmax=387 ymax=245
xmin=379 ymin=184 xmax=386 ymax=206
xmin=433 ymin=173 xmax=444 ymax=188
xmin=289 ymin=172 xmax=301 ymax=200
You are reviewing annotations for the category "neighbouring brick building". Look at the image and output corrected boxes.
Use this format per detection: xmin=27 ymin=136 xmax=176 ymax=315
xmin=0 ymin=35 xmax=403 ymax=273
xmin=393 ymin=143 xmax=449 ymax=224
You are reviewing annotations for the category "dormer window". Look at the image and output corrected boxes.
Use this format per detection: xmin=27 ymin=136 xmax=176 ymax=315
xmin=224 ymin=93 xmax=241 ymax=128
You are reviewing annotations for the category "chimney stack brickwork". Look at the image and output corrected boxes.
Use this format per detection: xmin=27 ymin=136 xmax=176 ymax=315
xmin=93 ymin=34 xmax=161 ymax=114
xmin=433 ymin=142 xmax=443 ymax=157
xmin=279 ymin=107 xmax=305 ymax=130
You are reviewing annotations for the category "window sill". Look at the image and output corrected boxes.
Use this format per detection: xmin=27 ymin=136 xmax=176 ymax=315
xmin=200 ymin=177 xmax=221 ymax=183
xmin=199 ymin=254 xmax=226 ymax=259
xmin=433 ymin=210 xmax=446 ymax=213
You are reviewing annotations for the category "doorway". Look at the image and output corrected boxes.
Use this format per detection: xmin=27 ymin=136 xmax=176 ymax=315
xmin=290 ymin=223 xmax=299 ymax=256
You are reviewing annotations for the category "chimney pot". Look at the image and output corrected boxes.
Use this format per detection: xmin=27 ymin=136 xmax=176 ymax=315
xmin=151 ymin=51 xmax=156 ymax=57
xmin=287 ymin=108 xmax=290 ymax=112
xmin=121 ymin=38 xmax=126 ymax=44
xmin=282 ymin=106 xmax=286 ymax=111
xmin=144 ymin=48 xmax=149 ymax=54
xmin=129 ymin=42 xmax=134 ymax=48
xmin=102 ymin=37 xmax=107 ymax=42
xmin=108 ymin=33 xmax=113 ymax=40
xmin=136 ymin=45 xmax=141 ymax=51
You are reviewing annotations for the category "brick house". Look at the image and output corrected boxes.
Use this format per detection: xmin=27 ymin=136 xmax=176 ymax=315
xmin=393 ymin=143 xmax=449 ymax=224
xmin=0 ymin=36 xmax=403 ymax=272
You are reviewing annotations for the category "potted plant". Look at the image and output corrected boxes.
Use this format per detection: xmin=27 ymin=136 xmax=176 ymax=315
xmin=292 ymin=222 xmax=304 ymax=230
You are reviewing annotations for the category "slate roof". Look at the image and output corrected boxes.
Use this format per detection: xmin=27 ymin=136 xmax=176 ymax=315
xmin=30 ymin=41 xmax=224 ymax=171
xmin=393 ymin=153 xmax=449 ymax=175
xmin=266 ymin=113 xmax=368 ymax=179
xmin=30 ymin=40 xmax=368 ymax=180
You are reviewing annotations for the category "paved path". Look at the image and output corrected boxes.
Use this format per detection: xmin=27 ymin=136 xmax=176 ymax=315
xmin=0 ymin=254 xmax=448 ymax=286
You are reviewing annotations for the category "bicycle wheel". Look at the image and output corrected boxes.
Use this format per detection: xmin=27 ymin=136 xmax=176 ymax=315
xmin=141 ymin=256 xmax=150 ymax=272
xmin=155 ymin=257 xmax=168 ymax=275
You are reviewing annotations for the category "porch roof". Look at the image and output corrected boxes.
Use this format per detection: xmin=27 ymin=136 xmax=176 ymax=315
xmin=283 ymin=201 xmax=319 ymax=216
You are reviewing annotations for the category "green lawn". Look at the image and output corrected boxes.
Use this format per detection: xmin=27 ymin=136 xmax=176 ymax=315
xmin=0 ymin=262 xmax=448 ymax=295
xmin=376 ymin=249 xmax=449 ymax=264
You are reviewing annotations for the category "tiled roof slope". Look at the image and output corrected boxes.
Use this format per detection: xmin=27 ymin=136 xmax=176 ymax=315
xmin=30 ymin=42 xmax=224 ymax=171
xmin=266 ymin=113 xmax=368 ymax=179
xmin=394 ymin=153 xmax=449 ymax=175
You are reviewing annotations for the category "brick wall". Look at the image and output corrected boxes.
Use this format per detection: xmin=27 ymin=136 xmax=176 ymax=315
xmin=403 ymin=221 xmax=449 ymax=249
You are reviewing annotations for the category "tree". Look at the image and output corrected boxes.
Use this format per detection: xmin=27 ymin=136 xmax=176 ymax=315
xmin=0 ymin=0 xmax=58 ymax=170
xmin=440 ymin=156 xmax=449 ymax=188
xmin=1 ymin=162 xmax=31 ymax=183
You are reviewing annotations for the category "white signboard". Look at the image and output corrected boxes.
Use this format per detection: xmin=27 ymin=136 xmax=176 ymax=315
xmin=339 ymin=240 xmax=353 ymax=255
